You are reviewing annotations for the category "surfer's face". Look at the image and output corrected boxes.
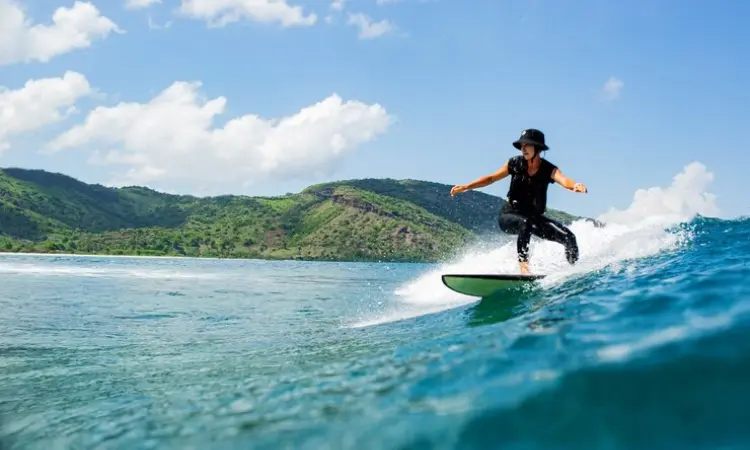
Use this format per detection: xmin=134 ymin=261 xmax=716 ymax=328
xmin=520 ymin=143 xmax=536 ymax=160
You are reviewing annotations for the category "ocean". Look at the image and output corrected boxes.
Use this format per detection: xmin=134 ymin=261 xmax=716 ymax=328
xmin=1 ymin=165 xmax=749 ymax=449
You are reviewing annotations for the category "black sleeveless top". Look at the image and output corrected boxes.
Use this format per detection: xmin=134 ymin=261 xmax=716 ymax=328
xmin=505 ymin=155 xmax=557 ymax=216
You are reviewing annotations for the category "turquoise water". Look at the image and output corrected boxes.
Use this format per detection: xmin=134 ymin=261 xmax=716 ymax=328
xmin=2 ymin=203 xmax=750 ymax=448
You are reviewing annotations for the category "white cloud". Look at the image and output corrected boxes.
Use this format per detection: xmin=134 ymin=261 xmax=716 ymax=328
xmin=331 ymin=0 xmax=345 ymax=11
xmin=47 ymin=81 xmax=393 ymax=191
xmin=600 ymin=76 xmax=624 ymax=101
xmin=148 ymin=16 xmax=173 ymax=30
xmin=124 ymin=0 xmax=161 ymax=9
xmin=378 ymin=0 xmax=436 ymax=4
xmin=178 ymin=0 xmax=317 ymax=28
xmin=0 ymin=0 xmax=122 ymax=66
xmin=347 ymin=13 xmax=394 ymax=39
xmin=598 ymin=162 xmax=720 ymax=226
xmin=0 ymin=71 xmax=93 ymax=153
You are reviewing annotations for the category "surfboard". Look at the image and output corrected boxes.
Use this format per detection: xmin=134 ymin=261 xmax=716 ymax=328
xmin=441 ymin=273 xmax=545 ymax=298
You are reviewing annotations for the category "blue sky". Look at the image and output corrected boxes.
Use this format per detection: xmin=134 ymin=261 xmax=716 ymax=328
xmin=1 ymin=0 xmax=748 ymax=220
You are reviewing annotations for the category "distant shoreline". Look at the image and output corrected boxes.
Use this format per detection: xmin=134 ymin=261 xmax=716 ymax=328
xmin=0 ymin=251 xmax=186 ymax=260
xmin=0 ymin=250 xmax=437 ymax=265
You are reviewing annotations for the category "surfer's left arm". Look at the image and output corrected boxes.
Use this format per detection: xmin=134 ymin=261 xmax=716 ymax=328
xmin=552 ymin=168 xmax=588 ymax=193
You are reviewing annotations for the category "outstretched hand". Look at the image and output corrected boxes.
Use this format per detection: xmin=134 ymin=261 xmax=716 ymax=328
xmin=572 ymin=183 xmax=588 ymax=193
xmin=450 ymin=184 xmax=469 ymax=197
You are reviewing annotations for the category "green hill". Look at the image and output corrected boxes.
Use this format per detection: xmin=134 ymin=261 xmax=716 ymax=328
xmin=0 ymin=168 xmax=594 ymax=262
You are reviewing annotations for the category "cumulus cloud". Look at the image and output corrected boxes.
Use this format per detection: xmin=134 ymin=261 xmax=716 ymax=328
xmin=347 ymin=13 xmax=394 ymax=39
xmin=124 ymin=0 xmax=161 ymax=9
xmin=0 ymin=0 xmax=122 ymax=66
xmin=598 ymin=162 xmax=720 ymax=226
xmin=331 ymin=0 xmax=345 ymax=11
xmin=600 ymin=76 xmax=624 ymax=101
xmin=0 ymin=71 xmax=93 ymax=153
xmin=178 ymin=0 xmax=317 ymax=28
xmin=47 ymin=81 xmax=393 ymax=191
xmin=147 ymin=16 xmax=173 ymax=30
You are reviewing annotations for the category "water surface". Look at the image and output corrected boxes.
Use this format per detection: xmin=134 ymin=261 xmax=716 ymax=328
xmin=1 ymin=214 xmax=749 ymax=449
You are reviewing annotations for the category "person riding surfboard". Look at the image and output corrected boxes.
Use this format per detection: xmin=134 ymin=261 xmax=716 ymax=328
xmin=450 ymin=128 xmax=588 ymax=274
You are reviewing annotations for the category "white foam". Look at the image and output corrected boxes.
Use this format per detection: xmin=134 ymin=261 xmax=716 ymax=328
xmin=0 ymin=261 xmax=219 ymax=279
xmin=350 ymin=162 xmax=721 ymax=327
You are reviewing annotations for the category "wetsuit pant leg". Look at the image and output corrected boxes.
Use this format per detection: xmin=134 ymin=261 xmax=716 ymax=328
xmin=498 ymin=210 xmax=534 ymax=262
xmin=498 ymin=210 xmax=579 ymax=264
xmin=531 ymin=215 xmax=579 ymax=264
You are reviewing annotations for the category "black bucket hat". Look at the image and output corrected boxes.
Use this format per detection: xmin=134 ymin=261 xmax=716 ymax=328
xmin=512 ymin=128 xmax=549 ymax=151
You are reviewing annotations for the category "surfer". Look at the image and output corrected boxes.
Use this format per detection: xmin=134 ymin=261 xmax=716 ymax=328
xmin=450 ymin=128 xmax=587 ymax=274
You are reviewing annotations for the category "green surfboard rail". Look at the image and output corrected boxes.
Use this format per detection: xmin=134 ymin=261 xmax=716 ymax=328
xmin=441 ymin=273 xmax=545 ymax=298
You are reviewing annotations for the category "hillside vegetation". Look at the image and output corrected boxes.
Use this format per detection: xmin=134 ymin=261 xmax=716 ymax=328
xmin=0 ymin=168 xmax=592 ymax=262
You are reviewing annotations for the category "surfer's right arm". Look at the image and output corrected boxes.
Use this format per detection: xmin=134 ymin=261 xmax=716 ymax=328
xmin=450 ymin=160 xmax=509 ymax=196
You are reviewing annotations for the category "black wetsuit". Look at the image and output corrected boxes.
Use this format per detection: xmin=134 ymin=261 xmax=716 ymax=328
xmin=497 ymin=155 xmax=579 ymax=264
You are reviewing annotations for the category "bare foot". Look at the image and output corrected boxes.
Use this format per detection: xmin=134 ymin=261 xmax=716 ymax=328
xmin=519 ymin=261 xmax=530 ymax=274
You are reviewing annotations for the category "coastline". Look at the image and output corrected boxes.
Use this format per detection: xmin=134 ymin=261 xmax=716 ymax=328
xmin=0 ymin=249 xmax=442 ymax=264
